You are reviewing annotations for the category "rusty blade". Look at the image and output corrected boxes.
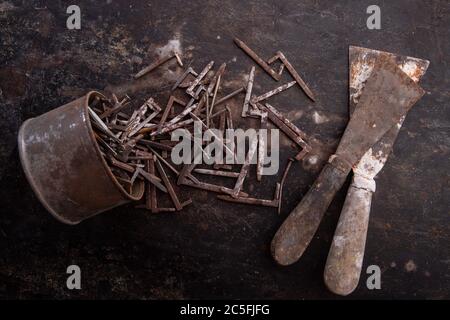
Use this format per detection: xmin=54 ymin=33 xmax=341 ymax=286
xmin=334 ymin=56 xmax=425 ymax=165
xmin=348 ymin=46 xmax=430 ymax=179
xmin=349 ymin=46 xmax=429 ymax=114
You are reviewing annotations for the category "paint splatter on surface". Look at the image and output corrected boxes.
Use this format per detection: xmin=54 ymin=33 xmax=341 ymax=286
xmin=405 ymin=260 xmax=417 ymax=272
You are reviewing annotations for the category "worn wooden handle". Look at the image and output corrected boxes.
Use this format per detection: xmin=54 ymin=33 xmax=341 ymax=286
xmin=324 ymin=174 xmax=374 ymax=295
xmin=271 ymin=162 xmax=350 ymax=266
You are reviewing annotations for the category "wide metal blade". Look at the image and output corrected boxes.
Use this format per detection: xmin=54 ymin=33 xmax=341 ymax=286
xmin=350 ymin=46 xmax=429 ymax=114
xmin=349 ymin=46 xmax=429 ymax=178
xmin=335 ymin=56 xmax=425 ymax=167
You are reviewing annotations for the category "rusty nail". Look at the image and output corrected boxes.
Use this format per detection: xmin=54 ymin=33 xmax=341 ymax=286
xmin=234 ymin=38 xmax=281 ymax=81
xmin=242 ymin=66 xmax=255 ymax=117
xmin=134 ymin=52 xmax=177 ymax=79
xmin=251 ymin=81 xmax=297 ymax=104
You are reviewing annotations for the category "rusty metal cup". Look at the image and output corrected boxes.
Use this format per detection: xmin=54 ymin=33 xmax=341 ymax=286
xmin=18 ymin=91 xmax=145 ymax=224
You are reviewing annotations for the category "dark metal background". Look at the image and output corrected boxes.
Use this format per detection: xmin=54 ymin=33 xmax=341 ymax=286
xmin=0 ymin=0 xmax=448 ymax=299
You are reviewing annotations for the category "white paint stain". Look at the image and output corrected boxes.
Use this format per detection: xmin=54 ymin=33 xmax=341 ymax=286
xmin=404 ymin=260 xmax=417 ymax=272
xmin=155 ymin=39 xmax=182 ymax=58
xmin=355 ymin=252 xmax=364 ymax=269
xmin=307 ymin=155 xmax=318 ymax=166
xmin=400 ymin=59 xmax=428 ymax=82
xmin=349 ymin=47 xmax=428 ymax=108
xmin=333 ymin=235 xmax=346 ymax=248
xmin=353 ymin=147 xmax=386 ymax=179
xmin=350 ymin=60 xmax=374 ymax=105
xmin=312 ymin=111 xmax=328 ymax=124
xmin=0 ymin=1 xmax=16 ymax=12
xmin=286 ymin=110 xmax=303 ymax=121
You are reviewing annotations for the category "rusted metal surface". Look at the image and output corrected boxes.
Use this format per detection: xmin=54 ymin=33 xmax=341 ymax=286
xmin=158 ymin=95 xmax=186 ymax=133
xmin=129 ymin=109 xmax=160 ymax=137
xmin=234 ymin=38 xmax=281 ymax=81
xmin=225 ymin=105 xmax=233 ymax=130
xmin=167 ymin=102 xmax=199 ymax=125
xmin=186 ymin=61 xmax=214 ymax=98
xmin=177 ymin=157 xmax=248 ymax=197
xmin=278 ymin=158 xmax=293 ymax=214
xmin=207 ymin=63 xmax=227 ymax=96
xmin=267 ymin=52 xmax=286 ymax=77
xmin=262 ymin=103 xmax=308 ymax=141
xmin=251 ymin=81 xmax=296 ymax=104
xmin=171 ymin=66 xmax=198 ymax=91
xmin=214 ymin=87 xmax=245 ymax=107
xmin=155 ymin=159 xmax=183 ymax=211
xmin=257 ymin=102 xmax=311 ymax=159
xmin=134 ymin=51 xmax=182 ymax=79
xmin=271 ymin=51 xmax=316 ymax=101
xmin=271 ymin=56 xmax=426 ymax=266
xmin=174 ymin=52 xmax=184 ymax=67
xmin=209 ymin=74 xmax=221 ymax=116
xmin=257 ymin=112 xmax=267 ymax=181
xmin=139 ymin=139 xmax=173 ymax=152
xmin=99 ymin=94 xmax=131 ymax=119
xmin=136 ymin=157 xmax=175 ymax=213
xmin=193 ymin=168 xmax=240 ymax=178
xmin=135 ymin=167 xmax=168 ymax=193
xmin=349 ymin=47 xmax=429 ymax=113
xmin=150 ymin=118 xmax=193 ymax=136
xmin=147 ymin=157 xmax=157 ymax=212
xmin=324 ymin=46 xmax=430 ymax=296
xmin=18 ymin=91 xmax=145 ymax=224
xmin=231 ymin=136 xmax=259 ymax=198
xmin=242 ymin=66 xmax=255 ymax=117
xmin=181 ymin=175 xmax=249 ymax=197
xmin=234 ymin=38 xmax=315 ymax=102
xmin=218 ymin=183 xmax=281 ymax=208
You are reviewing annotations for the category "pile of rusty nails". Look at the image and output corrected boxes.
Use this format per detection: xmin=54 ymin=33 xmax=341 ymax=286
xmin=89 ymin=38 xmax=315 ymax=214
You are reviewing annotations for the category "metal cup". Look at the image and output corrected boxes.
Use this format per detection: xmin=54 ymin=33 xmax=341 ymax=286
xmin=18 ymin=91 xmax=144 ymax=224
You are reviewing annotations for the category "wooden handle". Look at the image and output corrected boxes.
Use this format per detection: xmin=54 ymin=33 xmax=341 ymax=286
xmin=271 ymin=162 xmax=350 ymax=266
xmin=324 ymin=174 xmax=374 ymax=295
